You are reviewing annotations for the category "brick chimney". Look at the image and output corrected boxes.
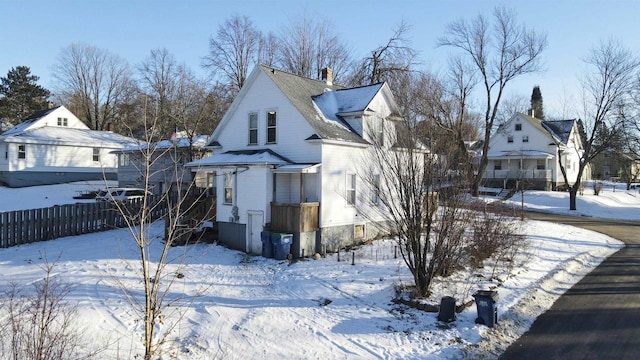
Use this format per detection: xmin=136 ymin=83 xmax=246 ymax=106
xmin=321 ymin=67 xmax=333 ymax=86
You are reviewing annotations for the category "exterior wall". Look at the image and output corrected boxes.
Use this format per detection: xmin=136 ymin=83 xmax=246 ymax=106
xmin=213 ymin=70 xmax=322 ymax=163
xmin=0 ymin=170 xmax=116 ymax=187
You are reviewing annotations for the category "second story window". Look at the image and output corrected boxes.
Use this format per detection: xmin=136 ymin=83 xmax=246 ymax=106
xmin=92 ymin=148 xmax=100 ymax=162
xmin=249 ymin=113 xmax=258 ymax=145
xmin=18 ymin=144 xmax=26 ymax=159
xmin=515 ymin=123 xmax=522 ymax=131
xmin=57 ymin=117 xmax=68 ymax=126
xmin=266 ymin=111 xmax=277 ymax=144
xmin=507 ymin=136 xmax=513 ymax=143
xmin=522 ymin=135 xmax=529 ymax=143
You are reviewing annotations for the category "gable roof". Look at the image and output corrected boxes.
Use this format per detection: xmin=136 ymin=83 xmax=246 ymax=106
xmin=512 ymin=113 xmax=578 ymax=146
xmin=260 ymin=65 xmax=377 ymax=144
xmin=186 ymin=148 xmax=292 ymax=167
xmin=1 ymin=126 xmax=139 ymax=148
xmin=2 ymin=105 xmax=89 ymax=136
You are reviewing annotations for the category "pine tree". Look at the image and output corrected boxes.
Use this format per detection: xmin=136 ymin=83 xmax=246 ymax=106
xmin=0 ymin=66 xmax=51 ymax=126
xmin=530 ymin=85 xmax=545 ymax=119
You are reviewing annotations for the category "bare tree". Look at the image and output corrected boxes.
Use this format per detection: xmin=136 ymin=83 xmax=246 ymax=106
xmin=560 ymin=38 xmax=640 ymax=209
xmin=439 ymin=6 xmax=547 ymax=196
xmin=112 ymin=108 xmax=216 ymax=359
xmin=53 ymin=43 xmax=134 ymax=131
xmin=350 ymin=20 xmax=416 ymax=87
xmin=276 ymin=14 xmax=352 ymax=83
xmin=203 ymin=15 xmax=262 ymax=93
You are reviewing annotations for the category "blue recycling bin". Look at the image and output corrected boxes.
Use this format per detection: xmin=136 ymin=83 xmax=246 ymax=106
xmin=271 ymin=233 xmax=292 ymax=260
xmin=473 ymin=290 xmax=499 ymax=327
xmin=261 ymin=231 xmax=274 ymax=258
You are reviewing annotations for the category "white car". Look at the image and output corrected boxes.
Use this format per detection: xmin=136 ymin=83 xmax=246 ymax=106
xmin=95 ymin=188 xmax=149 ymax=202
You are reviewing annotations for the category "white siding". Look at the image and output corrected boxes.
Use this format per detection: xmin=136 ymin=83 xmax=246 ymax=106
xmin=217 ymin=165 xmax=272 ymax=225
xmin=214 ymin=71 xmax=322 ymax=163
xmin=6 ymin=143 xmax=119 ymax=172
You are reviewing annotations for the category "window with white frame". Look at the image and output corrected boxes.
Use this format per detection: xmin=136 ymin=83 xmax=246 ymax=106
xmin=17 ymin=144 xmax=25 ymax=159
xmin=248 ymin=112 xmax=258 ymax=145
xmin=207 ymin=172 xmax=217 ymax=196
xmin=224 ymin=172 xmax=234 ymax=204
xmin=266 ymin=110 xmax=277 ymax=143
xmin=522 ymin=135 xmax=529 ymax=143
xmin=507 ymin=135 xmax=513 ymax=143
xmin=537 ymin=159 xmax=545 ymax=170
xmin=346 ymin=173 xmax=356 ymax=205
xmin=495 ymin=160 xmax=502 ymax=170
xmin=373 ymin=117 xmax=384 ymax=145
xmin=92 ymin=148 xmax=100 ymax=162
xmin=119 ymin=153 xmax=130 ymax=166
xmin=515 ymin=123 xmax=522 ymax=131
xmin=372 ymin=174 xmax=380 ymax=204
xmin=57 ymin=117 xmax=68 ymax=126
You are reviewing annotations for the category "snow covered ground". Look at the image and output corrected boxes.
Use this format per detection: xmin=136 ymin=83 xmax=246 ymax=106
xmin=0 ymin=181 xmax=636 ymax=359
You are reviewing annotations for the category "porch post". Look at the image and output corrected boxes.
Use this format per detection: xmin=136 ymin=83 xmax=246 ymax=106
xmin=300 ymin=173 xmax=305 ymax=203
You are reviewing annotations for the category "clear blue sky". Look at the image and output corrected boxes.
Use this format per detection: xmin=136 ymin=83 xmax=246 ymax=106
xmin=1 ymin=0 xmax=638 ymax=117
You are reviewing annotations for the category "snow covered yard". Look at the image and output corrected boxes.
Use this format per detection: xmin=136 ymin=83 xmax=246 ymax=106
xmin=0 ymin=182 xmax=634 ymax=359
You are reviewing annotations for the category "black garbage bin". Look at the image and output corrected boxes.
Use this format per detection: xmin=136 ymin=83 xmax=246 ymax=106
xmin=271 ymin=233 xmax=292 ymax=260
xmin=437 ymin=296 xmax=456 ymax=322
xmin=473 ymin=290 xmax=498 ymax=327
xmin=261 ymin=231 xmax=273 ymax=258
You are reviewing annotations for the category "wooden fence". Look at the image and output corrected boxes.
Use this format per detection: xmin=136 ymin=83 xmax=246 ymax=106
xmin=0 ymin=198 xmax=167 ymax=248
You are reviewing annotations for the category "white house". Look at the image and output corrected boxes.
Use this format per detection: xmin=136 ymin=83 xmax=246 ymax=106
xmin=484 ymin=112 xmax=589 ymax=191
xmin=0 ymin=105 xmax=139 ymax=187
xmin=187 ymin=65 xmax=406 ymax=257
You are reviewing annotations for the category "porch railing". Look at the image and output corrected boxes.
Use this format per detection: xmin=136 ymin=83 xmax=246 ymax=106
xmin=483 ymin=169 xmax=552 ymax=180
xmin=270 ymin=202 xmax=319 ymax=233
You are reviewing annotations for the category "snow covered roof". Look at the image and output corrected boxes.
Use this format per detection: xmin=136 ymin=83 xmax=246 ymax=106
xmin=185 ymin=149 xmax=292 ymax=167
xmin=1 ymin=126 xmax=139 ymax=148
xmin=273 ymin=163 xmax=321 ymax=173
xmin=260 ymin=65 xmax=378 ymax=144
xmin=116 ymin=135 xmax=210 ymax=153
xmin=487 ymin=150 xmax=555 ymax=159
xmin=541 ymin=120 xmax=576 ymax=145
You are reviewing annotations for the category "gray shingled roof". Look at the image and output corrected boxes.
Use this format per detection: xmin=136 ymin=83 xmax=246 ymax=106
xmin=260 ymin=65 xmax=370 ymax=144
xmin=541 ymin=120 xmax=575 ymax=145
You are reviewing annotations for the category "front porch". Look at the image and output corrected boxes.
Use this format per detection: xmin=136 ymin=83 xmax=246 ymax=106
xmin=483 ymin=153 xmax=555 ymax=191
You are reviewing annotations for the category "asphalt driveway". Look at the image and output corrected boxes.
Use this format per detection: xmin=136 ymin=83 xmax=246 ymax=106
xmin=499 ymin=212 xmax=640 ymax=359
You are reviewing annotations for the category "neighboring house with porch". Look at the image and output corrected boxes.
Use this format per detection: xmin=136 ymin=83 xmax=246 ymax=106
xmin=483 ymin=112 xmax=589 ymax=191
xmin=187 ymin=65 xmax=407 ymax=257
xmin=114 ymin=134 xmax=210 ymax=195
xmin=0 ymin=105 xmax=139 ymax=187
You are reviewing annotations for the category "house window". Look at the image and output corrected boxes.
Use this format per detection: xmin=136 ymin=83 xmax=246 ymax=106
xmin=495 ymin=161 xmax=502 ymax=170
xmin=4 ymin=145 xmax=7 ymax=159
xmin=92 ymin=148 xmax=100 ymax=162
xmin=372 ymin=174 xmax=380 ymax=204
xmin=119 ymin=153 xmax=130 ymax=166
xmin=374 ymin=117 xmax=384 ymax=145
xmin=507 ymin=136 xmax=513 ymax=143
xmin=57 ymin=117 xmax=68 ymax=126
xmin=224 ymin=172 xmax=233 ymax=204
xmin=537 ymin=159 xmax=545 ymax=170
xmin=17 ymin=145 xmax=25 ymax=159
xmin=266 ymin=110 xmax=277 ymax=143
xmin=207 ymin=172 xmax=217 ymax=196
xmin=248 ymin=112 xmax=258 ymax=145
xmin=515 ymin=123 xmax=522 ymax=131
xmin=346 ymin=173 xmax=356 ymax=206
xmin=522 ymin=135 xmax=529 ymax=143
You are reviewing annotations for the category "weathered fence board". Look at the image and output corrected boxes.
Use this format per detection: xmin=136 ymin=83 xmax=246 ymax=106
xmin=0 ymin=197 xmax=167 ymax=248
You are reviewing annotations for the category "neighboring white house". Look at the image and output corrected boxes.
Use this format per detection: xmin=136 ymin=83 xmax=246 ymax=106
xmin=484 ymin=112 xmax=589 ymax=191
xmin=187 ymin=65 xmax=407 ymax=257
xmin=114 ymin=135 xmax=210 ymax=195
xmin=0 ymin=105 xmax=139 ymax=187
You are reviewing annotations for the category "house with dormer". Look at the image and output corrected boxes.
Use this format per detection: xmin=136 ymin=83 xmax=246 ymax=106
xmin=0 ymin=105 xmax=138 ymax=187
xmin=483 ymin=112 xmax=589 ymax=191
xmin=187 ymin=65 xmax=410 ymax=257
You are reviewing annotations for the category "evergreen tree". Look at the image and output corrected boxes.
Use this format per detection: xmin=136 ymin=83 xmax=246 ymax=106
xmin=0 ymin=66 xmax=51 ymax=126
xmin=530 ymin=85 xmax=545 ymax=119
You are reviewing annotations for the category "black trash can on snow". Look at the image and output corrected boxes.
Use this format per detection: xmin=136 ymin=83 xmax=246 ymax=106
xmin=473 ymin=290 xmax=498 ymax=327
xmin=271 ymin=233 xmax=292 ymax=260
xmin=437 ymin=296 xmax=456 ymax=322
xmin=261 ymin=231 xmax=273 ymax=258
